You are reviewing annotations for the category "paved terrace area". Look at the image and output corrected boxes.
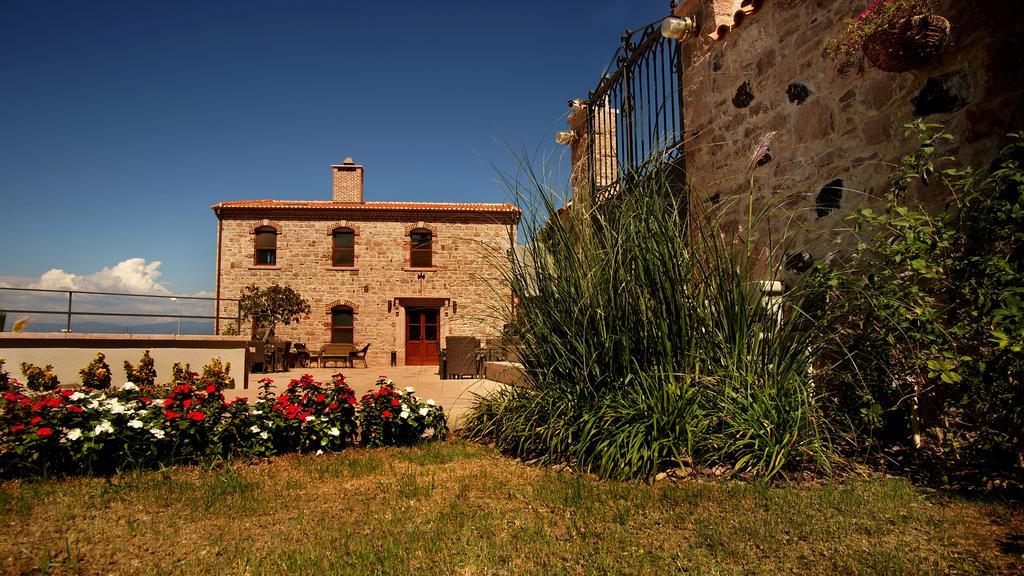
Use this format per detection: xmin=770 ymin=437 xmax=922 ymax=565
xmin=223 ymin=365 xmax=504 ymax=428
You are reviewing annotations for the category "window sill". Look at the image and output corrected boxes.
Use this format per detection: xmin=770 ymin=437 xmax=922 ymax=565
xmin=325 ymin=267 xmax=359 ymax=272
xmin=403 ymin=266 xmax=441 ymax=272
xmin=248 ymin=266 xmax=281 ymax=270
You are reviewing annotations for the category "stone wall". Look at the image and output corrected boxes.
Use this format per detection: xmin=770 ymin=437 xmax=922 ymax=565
xmin=215 ymin=210 xmax=517 ymax=368
xmin=573 ymin=0 xmax=1023 ymax=279
xmin=675 ymin=0 xmax=1024 ymax=275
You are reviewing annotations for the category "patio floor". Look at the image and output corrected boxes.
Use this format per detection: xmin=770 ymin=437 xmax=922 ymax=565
xmin=223 ymin=365 xmax=503 ymax=428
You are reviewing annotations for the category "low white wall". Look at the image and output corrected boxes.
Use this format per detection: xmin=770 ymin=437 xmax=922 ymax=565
xmin=0 ymin=333 xmax=249 ymax=389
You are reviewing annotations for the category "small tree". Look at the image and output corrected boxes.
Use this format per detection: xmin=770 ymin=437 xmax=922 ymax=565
xmin=238 ymin=284 xmax=311 ymax=342
xmin=124 ymin=350 xmax=157 ymax=387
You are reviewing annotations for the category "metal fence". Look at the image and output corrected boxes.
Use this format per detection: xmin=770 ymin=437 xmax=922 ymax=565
xmin=0 ymin=287 xmax=240 ymax=335
xmin=583 ymin=11 xmax=687 ymax=200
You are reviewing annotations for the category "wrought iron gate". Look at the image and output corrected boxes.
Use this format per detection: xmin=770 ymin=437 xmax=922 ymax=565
xmin=583 ymin=15 xmax=686 ymax=199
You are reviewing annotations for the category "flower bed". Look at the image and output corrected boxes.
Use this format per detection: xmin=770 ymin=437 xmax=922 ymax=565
xmin=0 ymin=370 xmax=446 ymax=477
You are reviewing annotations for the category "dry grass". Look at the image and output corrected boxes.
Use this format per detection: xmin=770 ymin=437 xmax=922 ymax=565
xmin=0 ymin=441 xmax=1020 ymax=575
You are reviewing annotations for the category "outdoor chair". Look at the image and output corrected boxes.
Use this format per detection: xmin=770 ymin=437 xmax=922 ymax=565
xmin=348 ymin=343 xmax=370 ymax=368
xmin=444 ymin=336 xmax=480 ymax=379
xmin=246 ymin=341 xmax=266 ymax=374
xmin=291 ymin=343 xmax=311 ymax=368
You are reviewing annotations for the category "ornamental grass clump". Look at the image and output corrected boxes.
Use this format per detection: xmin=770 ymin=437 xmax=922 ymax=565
xmin=464 ymin=159 xmax=834 ymax=480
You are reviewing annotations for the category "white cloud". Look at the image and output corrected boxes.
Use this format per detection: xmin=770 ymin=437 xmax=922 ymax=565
xmin=29 ymin=258 xmax=170 ymax=294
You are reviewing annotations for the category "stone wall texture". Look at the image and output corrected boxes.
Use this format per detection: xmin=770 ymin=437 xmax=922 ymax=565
xmin=215 ymin=208 xmax=517 ymax=368
xmin=576 ymin=0 xmax=1023 ymax=279
xmin=678 ymin=0 xmax=1024 ymax=274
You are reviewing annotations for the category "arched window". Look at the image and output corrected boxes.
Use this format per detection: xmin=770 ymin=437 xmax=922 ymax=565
xmin=254 ymin=226 xmax=277 ymax=265
xmin=331 ymin=305 xmax=354 ymax=344
xmin=332 ymin=227 xmax=355 ymax=267
xmin=410 ymin=228 xmax=432 ymax=268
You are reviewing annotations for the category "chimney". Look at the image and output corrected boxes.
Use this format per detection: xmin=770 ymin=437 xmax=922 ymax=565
xmin=331 ymin=157 xmax=364 ymax=203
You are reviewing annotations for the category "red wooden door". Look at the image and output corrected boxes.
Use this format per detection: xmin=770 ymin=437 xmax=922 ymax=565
xmin=405 ymin=307 xmax=439 ymax=366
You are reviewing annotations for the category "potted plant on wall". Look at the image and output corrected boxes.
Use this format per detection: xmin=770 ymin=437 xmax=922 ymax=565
xmin=826 ymin=0 xmax=950 ymax=74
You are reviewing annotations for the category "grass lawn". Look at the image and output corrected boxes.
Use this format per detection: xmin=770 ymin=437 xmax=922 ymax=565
xmin=0 ymin=441 xmax=1020 ymax=575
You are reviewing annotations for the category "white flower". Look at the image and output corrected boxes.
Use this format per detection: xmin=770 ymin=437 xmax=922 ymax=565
xmin=122 ymin=382 xmax=138 ymax=391
xmin=104 ymin=399 xmax=127 ymax=414
xmin=385 ymin=379 xmax=393 ymax=386
xmin=93 ymin=420 xmax=114 ymax=435
xmin=316 ymin=449 xmax=324 ymax=455
xmin=69 ymin=392 xmax=85 ymax=401
xmin=259 ymin=431 xmax=269 ymax=440
xmin=328 ymin=427 xmax=340 ymax=437
xmin=87 ymin=400 xmax=100 ymax=410
xmin=426 ymin=399 xmax=436 ymax=406
xmin=419 ymin=407 xmax=429 ymax=417
xmin=64 ymin=428 xmax=82 ymax=441
xmin=399 ymin=410 xmax=410 ymax=419
xmin=405 ymin=386 xmax=415 ymax=394
xmin=149 ymin=428 xmax=165 ymax=439
xmin=304 ymin=415 xmax=315 ymax=422
xmin=250 ymin=409 xmax=263 ymax=415
xmin=249 ymin=425 xmax=262 ymax=434
xmin=127 ymin=419 xmax=144 ymax=429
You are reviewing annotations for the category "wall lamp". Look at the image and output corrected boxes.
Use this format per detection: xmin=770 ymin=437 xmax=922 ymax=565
xmin=661 ymin=16 xmax=698 ymax=41
xmin=555 ymin=131 xmax=578 ymax=145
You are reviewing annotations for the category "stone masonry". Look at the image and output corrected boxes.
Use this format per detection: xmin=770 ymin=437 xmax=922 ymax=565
xmin=675 ymin=0 xmax=1024 ymax=277
xmin=213 ymin=161 xmax=520 ymax=368
xmin=570 ymin=0 xmax=1023 ymax=281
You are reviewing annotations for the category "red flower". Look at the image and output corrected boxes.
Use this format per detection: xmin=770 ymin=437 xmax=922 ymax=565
xmin=316 ymin=394 xmax=326 ymax=403
xmin=165 ymin=410 xmax=182 ymax=420
xmin=183 ymin=399 xmax=194 ymax=409
xmin=36 ymin=427 xmax=53 ymax=437
xmin=327 ymin=403 xmax=339 ymax=410
xmin=10 ymin=424 xmax=25 ymax=433
xmin=60 ymin=389 xmax=74 ymax=397
xmin=140 ymin=397 xmax=152 ymax=404
xmin=206 ymin=384 xmax=217 ymax=394
xmin=186 ymin=411 xmax=205 ymax=421
xmin=163 ymin=398 xmax=174 ymax=407
xmin=391 ymin=398 xmax=400 ymax=407
xmin=382 ymin=410 xmax=392 ymax=418
xmin=347 ymin=397 xmax=357 ymax=405
xmin=30 ymin=416 xmax=42 ymax=426
xmin=66 ymin=405 xmax=83 ymax=413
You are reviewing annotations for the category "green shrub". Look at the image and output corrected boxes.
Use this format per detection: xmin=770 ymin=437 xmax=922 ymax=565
xmin=810 ymin=123 xmax=1024 ymax=475
xmin=79 ymin=352 xmax=112 ymax=389
xmin=123 ymin=350 xmax=157 ymax=387
xmin=19 ymin=362 xmax=59 ymax=392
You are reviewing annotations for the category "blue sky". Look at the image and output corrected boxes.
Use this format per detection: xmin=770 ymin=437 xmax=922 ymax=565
xmin=0 ymin=0 xmax=664 ymax=294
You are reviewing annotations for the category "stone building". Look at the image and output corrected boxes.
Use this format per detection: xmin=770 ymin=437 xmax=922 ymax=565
xmin=211 ymin=158 xmax=520 ymax=368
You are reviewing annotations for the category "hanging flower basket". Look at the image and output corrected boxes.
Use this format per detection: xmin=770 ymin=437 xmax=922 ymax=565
xmin=861 ymin=14 xmax=950 ymax=72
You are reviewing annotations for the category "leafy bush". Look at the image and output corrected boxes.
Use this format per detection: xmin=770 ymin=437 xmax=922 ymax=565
xmin=19 ymin=362 xmax=59 ymax=392
xmin=79 ymin=352 xmax=112 ymax=389
xmin=358 ymin=378 xmax=447 ymax=447
xmin=464 ymin=163 xmax=833 ymax=480
xmin=810 ymin=123 xmax=1024 ymax=478
xmin=123 ymin=350 xmax=156 ymax=387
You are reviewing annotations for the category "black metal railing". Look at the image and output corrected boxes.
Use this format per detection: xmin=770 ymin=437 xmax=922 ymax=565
xmin=0 ymin=287 xmax=240 ymax=335
xmin=583 ymin=11 xmax=686 ymax=200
